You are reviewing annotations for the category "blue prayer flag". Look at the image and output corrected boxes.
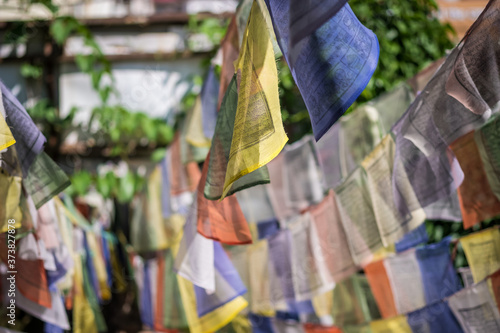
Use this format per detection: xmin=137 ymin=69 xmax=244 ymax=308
xmin=201 ymin=65 xmax=220 ymax=139
xmin=407 ymin=301 xmax=463 ymax=333
xmin=395 ymin=224 xmax=429 ymax=253
xmin=265 ymin=0 xmax=379 ymax=140
xmin=194 ymin=241 xmax=247 ymax=317
xmin=416 ymin=237 xmax=461 ymax=304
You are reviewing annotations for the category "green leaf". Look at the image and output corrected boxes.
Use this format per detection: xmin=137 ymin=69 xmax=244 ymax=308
xmin=75 ymin=54 xmax=94 ymax=73
xmin=117 ymin=171 xmax=136 ymax=203
xmin=70 ymin=171 xmax=92 ymax=197
xmin=96 ymin=172 xmax=117 ymax=198
xmin=110 ymin=127 xmax=121 ymax=143
xmin=151 ymin=148 xmax=166 ymax=162
xmin=99 ymin=86 xmax=113 ymax=103
xmin=91 ymin=70 xmax=103 ymax=89
xmin=157 ymin=124 xmax=174 ymax=145
xmin=20 ymin=63 xmax=43 ymax=79
xmin=50 ymin=17 xmax=80 ymax=45
xmin=141 ymin=117 xmax=157 ymax=142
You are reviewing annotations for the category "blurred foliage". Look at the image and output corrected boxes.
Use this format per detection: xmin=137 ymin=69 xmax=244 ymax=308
xmin=89 ymin=105 xmax=174 ymax=157
xmin=7 ymin=0 xmax=177 ymax=202
xmin=350 ymin=0 xmax=455 ymax=102
xmin=280 ymin=0 xmax=455 ymax=142
xmin=26 ymin=99 xmax=77 ymax=138
xmin=188 ymin=16 xmax=229 ymax=48
xmin=20 ymin=63 xmax=43 ymax=79
xmin=179 ymin=16 xmax=228 ymax=122
xmin=67 ymin=169 xmax=145 ymax=203
xmin=50 ymin=15 xmax=115 ymax=102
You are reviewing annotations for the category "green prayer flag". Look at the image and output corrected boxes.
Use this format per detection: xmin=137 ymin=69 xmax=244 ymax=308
xmin=163 ymin=249 xmax=189 ymax=329
xmin=81 ymin=256 xmax=108 ymax=332
xmin=24 ymin=152 xmax=71 ymax=209
xmin=204 ymin=75 xmax=270 ymax=200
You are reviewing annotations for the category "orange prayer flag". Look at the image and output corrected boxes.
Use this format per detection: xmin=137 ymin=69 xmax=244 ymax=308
xmin=218 ymin=16 xmax=239 ymax=111
xmin=364 ymin=259 xmax=397 ymax=318
xmin=197 ymin=153 xmax=252 ymax=245
xmin=303 ymin=323 xmax=343 ymax=333
xmin=170 ymin=132 xmax=202 ymax=195
xmin=65 ymin=293 xmax=73 ymax=311
xmin=450 ymin=131 xmax=500 ymax=229
xmin=0 ymin=234 xmax=51 ymax=308
xmin=17 ymin=258 xmax=52 ymax=308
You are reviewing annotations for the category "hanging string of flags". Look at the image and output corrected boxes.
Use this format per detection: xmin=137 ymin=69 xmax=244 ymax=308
xmin=1 ymin=0 xmax=500 ymax=332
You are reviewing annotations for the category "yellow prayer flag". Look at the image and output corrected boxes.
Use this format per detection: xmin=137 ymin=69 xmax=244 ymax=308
xmin=0 ymin=170 xmax=22 ymax=232
xmin=222 ymin=0 xmax=287 ymax=199
xmin=312 ymin=290 xmax=334 ymax=319
xmin=370 ymin=315 xmax=412 ymax=333
xmin=371 ymin=244 xmax=396 ymax=262
xmin=86 ymin=231 xmax=111 ymax=301
xmin=109 ymin=239 xmax=128 ymax=293
xmin=186 ymin=95 xmax=212 ymax=148
xmin=0 ymin=114 xmax=16 ymax=151
xmin=73 ymin=254 xmax=98 ymax=333
xmin=461 ymin=227 xmax=500 ymax=283
xmin=165 ymin=213 xmax=186 ymax=248
xmin=131 ymin=166 xmax=169 ymax=252
xmin=231 ymin=314 xmax=252 ymax=333
xmin=248 ymin=240 xmax=275 ymax=317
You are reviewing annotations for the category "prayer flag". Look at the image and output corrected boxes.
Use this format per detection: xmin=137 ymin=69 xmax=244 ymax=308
xmin=474 ymin=114 xmax=500 ymax=201
xmin=407 ymin=301 xmax=464 ymax=333
xmin=0 ymin=80 xmax=46 ymax=175
xmin=222 ymin=0 xmax=288 ymax=199
xmin=445 ymin=0 xmax=500 ymax=116
xmin=0 ymin=169 xmax=22 ymax=232
xmin=204 ymin=76 xmax=270 ymax=201
xmin=248 ymin=240 xmax=275 ymax=316
xmin=288 ymin=213 xmax=335 ymax=301
xmin=460 ymin=227 xmax=500 ymax=283
xmin=369 ymin=315 xmax=411 ymax=333
xmin=416 ymin=237 xmax=461 ymax=304
xmin=201 ymin=65 xmax=220 ymax=139
xmin=282 ymin=136 xmax=324 ymax=211
xmin=448 ymin=280 xmax=500 ymax=333
xmin=162 ymin=250 xmax=189 ymax=329
xmin=175 ymin=195 xmax=215 ymax=292
xmin=198 ymin=153 xmax=253 ymax=245
xmin=450 ymin=131 xmax=500 ymax=229
xmin=335 ymin=168 xmax=382 ymax=266
xmin=0 ymin=110 xmax=15 ymax=151
xmin=288 ymin=0 xmax=347 ymax=50
xmin=362 ymin=134 xmax=426 ymax=247
xmin=395 ymin=224 xmax=428 ymax=253
xmin=308 ymin=190 xmax=357 ymax=283
xmin=24 ymin=152 xmax=71 ymax=209
xmin=186 ymin=95 xmax=212 ymax=148
xmin=364 ymin=259 xmax=398 ymax=318
xmin=264 ymin=0 xmax=379 ymax=140
xmin=384 ymin=250 xmax=426 ymax=314
xmin=194 ymin=242 xmax=247 ymax=317
xmin=218 ymin=17 xmax=239 ymax=111
xmin=249 ymin=313 xmax=276 ymax=333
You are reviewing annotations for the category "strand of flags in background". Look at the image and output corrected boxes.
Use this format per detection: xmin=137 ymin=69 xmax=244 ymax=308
xmin=1 ymin=0 xmax=500 ymax=332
